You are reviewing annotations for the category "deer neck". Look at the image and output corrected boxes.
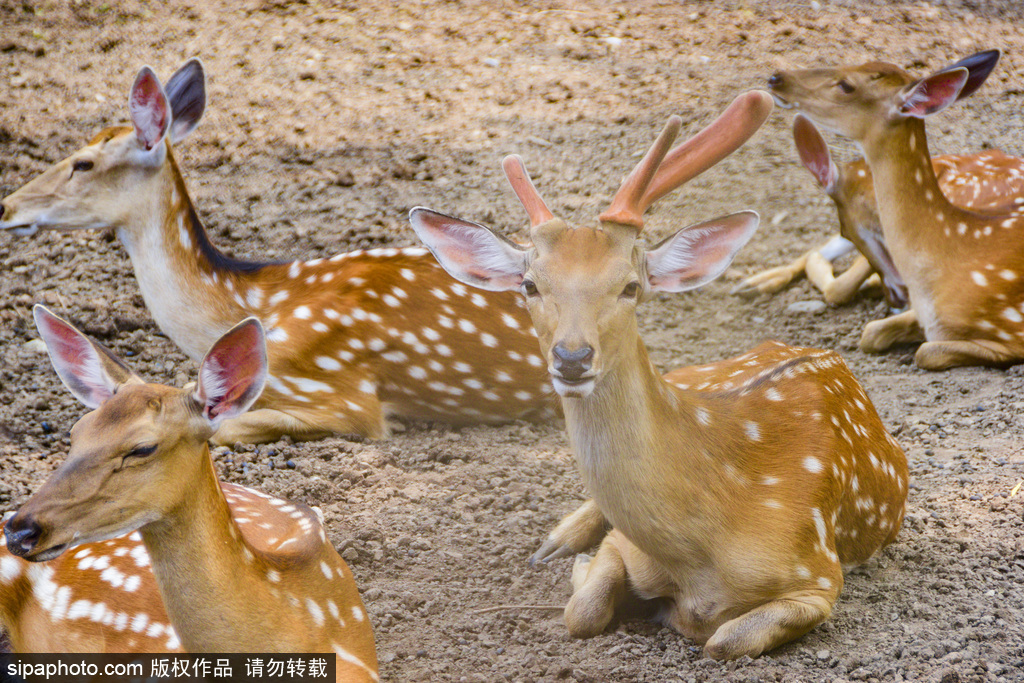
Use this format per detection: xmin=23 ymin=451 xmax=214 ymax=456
xmin=562 ymin=335 xmax=719 ymax=559
xmin=858 ymin=119 xmax=951 ymax=284
xmin=115 ymin=152 xmax=258 ymax=362
xmin=139 ymin=447 xmax=278 ymax=652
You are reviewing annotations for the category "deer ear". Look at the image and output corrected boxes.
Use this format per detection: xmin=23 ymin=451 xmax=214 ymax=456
xmin=895 ymin=68 xmax=969 ymax=119
xmin=793 ymin=115 xmax=839 ymax=192
xmin=193 ymin=318 xmax=267 ymax=429
xmin=164 ymin=58 xmax=206 ymax=143
xmin=33 ymin=305 xmax=140 ymax=409
xmin=943 ymin=49 xmax=1000 ymax=101
xmin=128 ymin=66 xmax=170 ymax=152
xmin=408 ymin=207 xmax=529 ymax=292
xmin=645 ymin=212 xmax=760 ymax=293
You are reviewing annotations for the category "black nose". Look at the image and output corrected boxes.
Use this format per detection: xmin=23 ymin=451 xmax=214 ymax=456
xmin=552 ymin=344 xmax=594 ymax=380
xmin=4 ymin=515 xmax=42 ymax=557
xmin=0 ymin=202 xmax=5 ymax=220
xmin=767 ymin=73 xmax=784 ymax=88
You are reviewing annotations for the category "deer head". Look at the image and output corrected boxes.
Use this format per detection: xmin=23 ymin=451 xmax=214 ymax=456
xmin=4 ymin=306 xmax=265 ymax=561
xmin=410 ymin=92 xmax=772 ymax=398
xmin=767 ymin=50 xmax=1000 ymax=141
xmin=0 ymin=59 xmax=206 ymax=237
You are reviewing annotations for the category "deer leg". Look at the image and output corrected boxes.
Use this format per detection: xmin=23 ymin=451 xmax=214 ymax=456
xmin=859 ymin=272 xmax=883 ymax=292
xmin=859 ymin=309 xmax=922 ymax=353
xmin=531 ymin=499 xmax=608 ymax=565
xmin=702 ymin=586 xmax=838 ymax=660
xmin=914 ymin=339 xmax=1018 ymax=370
xmin=211 ymin=409 xmax=336 ymax=446
xmin=733 ymin=235 xmax=855 ymax=298
xmin=732 ymin=251 xmax=810 ymax=297
xmin=564 ymin=530 xmax=674 ymax=638
xmin=211 ymin=399 xmax=386 ymax=446
xmin=810 ymin=254 xmax=874 ymax=306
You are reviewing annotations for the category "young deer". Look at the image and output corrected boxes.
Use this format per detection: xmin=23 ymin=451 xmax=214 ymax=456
xmin=769 ymin=50 xmax=1024 ymax=369
xmin=409 ymin=92 xmax=908 ymax=659
xmin=0 ymin=59 xmax=553 ymax=445
xmin=3 ymin=307 xmax=377 ymax=678
xmin=736 ymin=116 xmax=1024 ymax=309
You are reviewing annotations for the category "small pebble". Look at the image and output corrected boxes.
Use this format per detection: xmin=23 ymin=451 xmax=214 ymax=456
xmin=786 ymin=300 xmax=827 ymax=315
xmin=22 ymin=339 xmax=47 ymax=354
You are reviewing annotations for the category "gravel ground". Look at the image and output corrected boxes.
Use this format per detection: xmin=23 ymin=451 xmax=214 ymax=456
xmin=1 ymin=1 xmax=1023 ymax=681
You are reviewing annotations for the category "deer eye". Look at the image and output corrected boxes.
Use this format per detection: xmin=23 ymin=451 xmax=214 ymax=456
xmin=521 ymin=279 xmax=539 ymax=297
xmin=72 ymin=159 xmax=94 ymax=173
xmin=620 ymin=281 xmax=640 ymax=299
xmin=125 ymin=444 xmax=158 ymax=458
xmin=836 ymin=80 xmax=855 ymax=94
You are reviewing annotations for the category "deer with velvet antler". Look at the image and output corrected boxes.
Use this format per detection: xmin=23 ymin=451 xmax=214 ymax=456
xmin=409 ymin=92 xmax=908 ymax=659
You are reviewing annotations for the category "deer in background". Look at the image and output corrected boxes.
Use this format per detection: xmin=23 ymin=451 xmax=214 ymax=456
xmin=2 ymin=520 xmax=184 ymax=653
xmin=0 ymin=59 xmax=554 ymax=445
xmin=735 ymin=115 xmax=1024 ymax=309
xmin=410 ymin=91 xmax=908 ymax=659
xmin=2 ymin=307 xmax=377 ymax=678
xmin=769 ymin=50 xmax=1024 ymax=369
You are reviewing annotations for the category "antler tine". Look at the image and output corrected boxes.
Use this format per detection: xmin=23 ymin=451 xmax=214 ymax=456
xmin=599 ymin=116 xmax=682 ymax=230
xmin=638 ymin=90 xmax=774 ymax=211
xmin=502 ymin=155 xmax=555 ymax=228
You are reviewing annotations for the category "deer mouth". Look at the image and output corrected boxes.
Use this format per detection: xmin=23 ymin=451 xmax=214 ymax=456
xmin=770 ymin=93 xmax=797 ymax=110
xmin=27 ymin=542 xmax=70 ymax=562
xmin=551 ymin=375 xmax=596 ymax=398
xmin=0 ymin=221 xmax=41 ymax=236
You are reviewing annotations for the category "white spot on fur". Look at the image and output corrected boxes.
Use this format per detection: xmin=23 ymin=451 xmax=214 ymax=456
xmin=315 ymin=356 xmax=342 ymax=371
xmin=286 ymin=376 xmax=334 ymax=394
xmin=266 ymin=328 xmax=289 ymax=343
xmin=696 ymin=407 xmax=710 ymax=426
xmin=306 ymin=598 xmax=325 ymax=626
xmin=0 ymin=556 xmax=22 ymax=583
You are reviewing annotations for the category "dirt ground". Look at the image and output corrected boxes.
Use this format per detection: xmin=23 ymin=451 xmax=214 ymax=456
xmin=2 ymin=0 xmax=1024 ymax=681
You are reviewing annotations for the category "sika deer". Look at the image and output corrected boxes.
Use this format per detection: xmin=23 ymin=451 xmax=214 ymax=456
xmin=769 ymin=50 xmax=1024 ymax=369
xmin=1 ymin=521 xmax=183 ymax=652
xmin=3 ymin=307 xmax=377 ymax=678
xmin=736 ymin=116 xmax=1024 ymax=309
xmin=409 ymin=92 xmax=908 ymax=659
xmin=0 ymin=59 xmax=553 ymax=445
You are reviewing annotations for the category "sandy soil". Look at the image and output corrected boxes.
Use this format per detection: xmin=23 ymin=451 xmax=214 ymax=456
xmin=2 ymin=1 xmax=1024 ymax=681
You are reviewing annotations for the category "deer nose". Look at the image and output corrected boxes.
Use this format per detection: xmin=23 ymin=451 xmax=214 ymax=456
xmin=552 ymin=344 xmax=594 ymax=380
xmin=4 ymin=515 xmax=42 ymax=557
xmin=0 ymin=201 xmax=6 ymax=221
xmin=767 ymin=73 xmax=784 ymax=88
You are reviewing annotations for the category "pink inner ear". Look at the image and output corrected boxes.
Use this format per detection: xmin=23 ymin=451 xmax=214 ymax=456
xmin=900 ymin=69 xmax=969 ymax=117
xmin=34 ymin=307 xmax=119 ymax=408
xmin=42 ymin=317 xmax=93 ymax=374
xmin=197 ymin=320 xmax=266 ymax=421
xmin=129 ymin=70 xmax=169 ymax=151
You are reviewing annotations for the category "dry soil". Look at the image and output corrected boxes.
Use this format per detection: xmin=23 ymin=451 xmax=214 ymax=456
xmin=1 ymin=1 xmax=1023 ymax=682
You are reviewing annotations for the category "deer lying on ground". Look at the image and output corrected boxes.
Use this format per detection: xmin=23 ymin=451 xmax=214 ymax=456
xmin=735 ymin=117 xmax=1024 ymax=308
xmin=409 ymin=91 xmax=908 ymax=659
xmin=0 ymin=59 xmax=554 ymax=445
xmin=2 ymin=307 xmax=377 ymax=679
xmin=769 ymin=50 xmax=1024 ymax=369
xmin=2 ymin=516 xmax=183 ymax=652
